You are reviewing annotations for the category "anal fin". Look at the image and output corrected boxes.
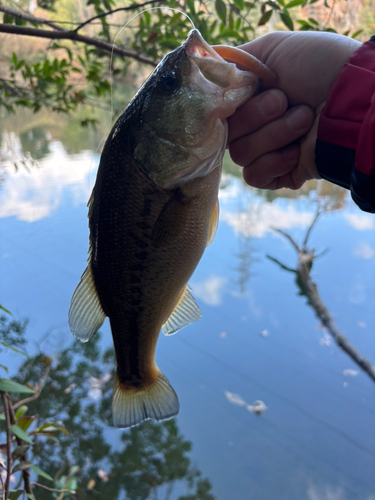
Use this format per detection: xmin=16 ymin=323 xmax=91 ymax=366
xmin=68 ymin=264 xmax=106 ymax=343
xmin=162 ymin=284 xmax=202 ymax=336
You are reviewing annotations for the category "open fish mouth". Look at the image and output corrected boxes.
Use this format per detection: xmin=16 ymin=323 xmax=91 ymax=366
xmin=184 ymin=29 xmax=277 ymax=88
xmin=184 ymin=29 xmax=257 ymax=90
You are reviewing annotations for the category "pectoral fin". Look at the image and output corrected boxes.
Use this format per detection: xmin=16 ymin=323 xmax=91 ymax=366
xmin=152 ymin=192 xmax=192 ymax=248
xmin=162 ymin=285 xmax=202 ymax=336
xmin=207 ymin=198 xmax=219 ymax=247
xmin=68 ymin=264 xmax=106 ymax=343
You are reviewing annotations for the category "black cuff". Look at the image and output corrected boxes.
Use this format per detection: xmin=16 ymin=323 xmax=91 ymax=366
xmin=315 ymin=139 xmax=375 ymax=213
xmin=315 ymin=139 xmax=354 ymax=189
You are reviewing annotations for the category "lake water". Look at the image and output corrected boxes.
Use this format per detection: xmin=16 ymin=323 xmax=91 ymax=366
xmin=1 ymin=116 xmax=375 ymax=500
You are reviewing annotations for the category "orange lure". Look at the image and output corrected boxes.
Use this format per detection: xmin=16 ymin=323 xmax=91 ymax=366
xmin=212 ymin=45 xmax=277 ymax=87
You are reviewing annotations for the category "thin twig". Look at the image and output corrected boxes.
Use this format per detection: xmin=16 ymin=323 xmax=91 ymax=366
xmin=164 ymin=480 xmax=174 ymax=500
xmin=6 ymin=395 xmax=33 ymax=496
xmin=303 ymin=209 xmax=322 ymax=248
xmin=325 ymin=0 xmax=336 ymax=27
xmin=32 ymin=482 xmax=76 ymax=494
xmin=0 ymin=4 xmax=65 ymax=31
xmin=0 ymin=79 xmax=22 ymax=98
xmin=1 ymin=392 xmax=11 ymax=500
xmin=73 ymin=0 xmax=166 ymax=32
xmin=0 ymin=24 xmax=157 ymax=66
xmin=271 ymin=227 xmax=301 ymax=252
xmin=13 ymin=365 xmax=51 ymax=411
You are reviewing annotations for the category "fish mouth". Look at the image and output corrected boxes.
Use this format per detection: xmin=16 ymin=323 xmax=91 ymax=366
xmin=184 ymin=29 xmax=259 ymax=90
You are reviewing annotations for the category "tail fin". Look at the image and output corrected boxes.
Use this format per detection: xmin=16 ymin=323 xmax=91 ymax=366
xmin=112 ymin=371 xmax=179 ymax=428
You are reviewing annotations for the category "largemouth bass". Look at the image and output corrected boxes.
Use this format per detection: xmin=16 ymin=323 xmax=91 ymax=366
xmin=69 ymin=29 xmax=261 ymax=428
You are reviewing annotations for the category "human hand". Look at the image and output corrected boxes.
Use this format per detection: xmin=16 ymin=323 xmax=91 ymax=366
xmin=228 ymin=31 xmax=361 ymax=189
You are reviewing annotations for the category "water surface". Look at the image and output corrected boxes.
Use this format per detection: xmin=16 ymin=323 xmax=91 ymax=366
xmin=1 ymin=116 xmax=374 ymax=500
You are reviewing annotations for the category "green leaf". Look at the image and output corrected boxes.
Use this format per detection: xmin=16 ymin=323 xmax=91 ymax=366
xmin=38 ymin=422 xmax=68 ymax=434
xmin=0 ymin=365 xmax=8 ymax=373
xmin=280 ymin=12 xmax=294 ymax=30
xmin=15 ymin=406 xmax=28 ymax=419
xmin=17 ymin=416 xmax=35 ymax=432
xmin=0 ymin=343 xmax=29 ymax=358
xmin=26 ymin=495 xmax=35 ymax=499
xmin=324 ymin=0 xmax=329 ymax=7
xmin=0 ymin=304 xmax=11 ymax=315
xmin=215 ymin=0 xmax=227 ymax=25
xmin=9 ymin=491 xmax=23 ymax=500
xmin=308 ymin=17 xmax=319 ymax=25
xmin=3 ymin=13 xmax=14 ymax=24
xmin=66 ymin=477 xmax=77 ymax=491
xmin=186 ymin=0 xmax=195 ymax=14
xmin=233 ymin=0 xmax=244 ymax=10
xmin=258 ymin=9 xmax=273 ymax=25
xmin=351 ymin=29 xmax=363 ymax=39
xmin=12 ymin=461 xmax=33 ymax=473
xmin=10 ymin=424 xmax=33 ymax=443
xmin=285 ymin=0 xmax=305 ymax=7
xmin=30 ymin=464 xmax=53 ymax=481
xmin=12 ymin=444 xmax=30 ymax=460
xmin=0 ymin=379 xmax=34 ymax=394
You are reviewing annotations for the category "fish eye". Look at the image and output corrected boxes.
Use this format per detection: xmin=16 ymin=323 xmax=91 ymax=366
xmin=157 ymin=70 xmax=181 ymax=94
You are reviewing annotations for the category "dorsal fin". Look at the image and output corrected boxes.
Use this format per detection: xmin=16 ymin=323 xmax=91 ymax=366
xmin=162 ymin=285 xmax=202 ymax=336
xmin=207 ymin=198 xmax=219 ymax=247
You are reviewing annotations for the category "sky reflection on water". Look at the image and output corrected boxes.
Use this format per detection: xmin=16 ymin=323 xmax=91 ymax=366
xmin=1 ymin=127 xmax=375 ymax=500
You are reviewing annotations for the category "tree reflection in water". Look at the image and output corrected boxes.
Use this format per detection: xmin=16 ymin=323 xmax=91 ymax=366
xmin=7 ymin=320 xmax=214 ymax=500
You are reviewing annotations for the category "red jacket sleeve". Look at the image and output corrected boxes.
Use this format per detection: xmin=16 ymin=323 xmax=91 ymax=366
xmin=315 ymin=36 xmax=375 ymax=213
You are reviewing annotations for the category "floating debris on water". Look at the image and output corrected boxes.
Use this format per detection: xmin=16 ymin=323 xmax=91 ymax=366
xmin=224 ymin=391 xmax=267 ymax=415
xmin=343 ymin=369 xmax=359 ymax=377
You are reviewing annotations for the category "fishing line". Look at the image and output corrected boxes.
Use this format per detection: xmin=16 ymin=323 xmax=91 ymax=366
xmin=109 ymin=7 xmax=195 ymax=124
xmin=88 ymin=7 xmax=195 ymax=192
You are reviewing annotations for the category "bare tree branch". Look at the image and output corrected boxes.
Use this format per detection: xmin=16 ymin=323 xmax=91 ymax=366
xmin=73 ymin=0 xmax=167 ymax=32
xmin=0 ymin=4 xmax=65 ymax=31
xmin=12 ymin=365 xmax=51 ymax=411
xmin=269 ymin=214 xmax=375 ymax=383
xmin=32 ymin=482 xmax=76 ymax=494
xmin=303 ymin=209 xmax=322 ymax=248
xmin=0 ymin=24 xmax=157 ymax=66
xmin=1 ymin=391 xmax=12 ymax=500
xmin=272 ymin=227 xmax=301 ymax=252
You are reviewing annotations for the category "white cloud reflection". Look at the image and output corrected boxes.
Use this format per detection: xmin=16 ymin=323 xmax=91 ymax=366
xmin=353 ymin=242 xmax=375 ymax=260
xmin=221 ymin=203 xmax=313 ymax=238
xmin=192 ymin=275 xmax=227 ymax=306
xmin=0 ymin=141 xmax=96 ymax=222
xmin=307 ymin=483 xmax=375 ymax=500
xmin=344 ymin=213 xmax=374 ymax=230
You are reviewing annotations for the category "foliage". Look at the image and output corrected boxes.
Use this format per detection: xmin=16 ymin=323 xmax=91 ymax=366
xmin=0 ymin=313 xmax=215 ymax=499
xmin=0 ymin=0 xmax=363 ymax=122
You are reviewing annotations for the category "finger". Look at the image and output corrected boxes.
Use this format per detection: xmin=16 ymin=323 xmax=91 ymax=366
xmin=242 ymin=144 xmax=301 ymax=190
xmin=229 ymin=105 xmax=314 ymax=167
xmin=228 ymin=89 xmax=287 ymax=144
